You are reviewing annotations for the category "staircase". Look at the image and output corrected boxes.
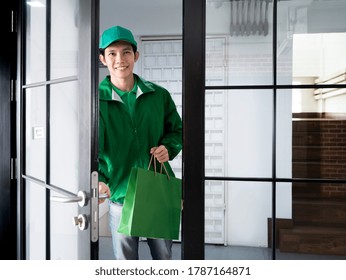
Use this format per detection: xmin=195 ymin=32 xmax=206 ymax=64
xmin=280 ymin=196 xmax=346 ymax=255
xmin=278 ymin=118 xmax=346 ymax=256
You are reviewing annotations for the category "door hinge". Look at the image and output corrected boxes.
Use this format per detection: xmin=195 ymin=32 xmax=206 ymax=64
xmin=11 ymin=158 xmax=17 ymax=180
xmin=11 ymin=11 xmax=17 ymax=33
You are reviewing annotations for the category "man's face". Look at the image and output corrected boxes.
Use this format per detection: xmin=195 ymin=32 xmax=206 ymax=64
xmin=100 ymin=41 xmax=139 ymax=80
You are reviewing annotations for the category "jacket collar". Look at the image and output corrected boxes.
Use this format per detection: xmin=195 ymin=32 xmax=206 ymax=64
xmin=111 ymin=86 xmax=144 ymax=103
xmin=99 ymin=74 xmax=154 ymax=101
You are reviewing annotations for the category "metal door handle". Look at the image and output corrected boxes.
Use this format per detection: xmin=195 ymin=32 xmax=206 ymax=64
xmin=51 ymin=191 xmax=109 ymax=207
xmin=23 ymin=174 xmax=109 ymax=207
xmin=23 ymin=172 xmax=107 ymax=240
xmin=23 ymin=174 xmax=89 ymax=206
xmin=73 ymin=214 xmax=88 ymax=231
xmin=51 ymin=190 xmax=88 ymax=206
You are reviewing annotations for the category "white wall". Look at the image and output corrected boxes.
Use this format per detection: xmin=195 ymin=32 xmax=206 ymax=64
xmin=293 ymin=33 xmax=346 ymax=113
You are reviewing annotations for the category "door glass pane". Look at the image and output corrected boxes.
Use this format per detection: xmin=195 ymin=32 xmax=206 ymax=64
xmin=50 ymin=0 xmax=79 ymax=79
xmin=25 ymin=0 xmax=47 ymax=84
xmin=205 ymin=180 xmax=272 ymax=260
xmin=277 ymin=88 xmax=346 ymax=180
xmin=205 ymin=181 xmax=225 ymax=245
xmin=205 ymin=89 xmax=273 ymax=178
xmin=50 ymin=81 xmax=79 ymax=192
xmin=206 ymin=0 xmax=273 ymax=86
xmin=276 ymin=89 xmax=293 ymax=178
xmin=50 ymin=81 xmax=80 ymax=259
xmin=277 ymin=0 xmax=346 ymax=85
xmin=140 ymin=38 xmax=183 ymax=178
xmin=49 ymin=81 xmax=81 ymax=259
xmin=50 ymin=191 xmax=79 ymax=260
xmin=276 ymin=182 xmax=346 ymax=260
xmin=26 ymin=180 xmax=46 ymax=260
xmin=25 ymin=87 xmax=46 ymax=180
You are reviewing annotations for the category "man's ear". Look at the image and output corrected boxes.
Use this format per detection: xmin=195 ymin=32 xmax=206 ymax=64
xmin=99 ymin=54 xmax=107 ymax=66
xmin=134 ymin=51 xmax=140 ymax=62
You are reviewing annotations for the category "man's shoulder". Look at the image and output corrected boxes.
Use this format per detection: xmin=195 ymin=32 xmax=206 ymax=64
xmin=99 ymin=76 xmax=113 ymax=100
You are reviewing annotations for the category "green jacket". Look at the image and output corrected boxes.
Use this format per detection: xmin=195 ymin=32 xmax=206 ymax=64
xmin=98 ymin=74 xmax=183 ymax=203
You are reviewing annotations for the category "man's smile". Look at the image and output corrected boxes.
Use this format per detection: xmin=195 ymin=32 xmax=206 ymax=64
xmin=115 ymin=65 xmax=128 ymax=70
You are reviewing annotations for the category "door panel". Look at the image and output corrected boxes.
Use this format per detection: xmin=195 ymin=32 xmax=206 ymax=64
xmin=49 ymin=81 xmax=79 ymax=192
xmin=21 ymin=0 xmax=99 ymax=259
xmin=25 ymin=181 xmax=46 ymax=259
xmin=50 ymin=0 xmax=79 ymax=79
xmin=25 ymin=0 xmax=46 ymax=84
xmin=25 ymin=87 xmax=46 ymax=180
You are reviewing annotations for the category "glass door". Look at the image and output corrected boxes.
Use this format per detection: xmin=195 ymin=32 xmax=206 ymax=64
xmin=20 ymin=0 xmax=99 ymax=259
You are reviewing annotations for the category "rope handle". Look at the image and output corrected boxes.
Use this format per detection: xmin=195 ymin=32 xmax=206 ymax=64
xmin=148 ymin=154 xmax=170 ymax=180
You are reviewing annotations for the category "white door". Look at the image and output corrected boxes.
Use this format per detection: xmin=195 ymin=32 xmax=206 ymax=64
xmin=20 ymin=0 xmax=100 ymax=259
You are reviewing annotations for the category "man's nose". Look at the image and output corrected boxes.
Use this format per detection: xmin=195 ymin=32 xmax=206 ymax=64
xmin=115 ymin=53 xmax=124 ymax=63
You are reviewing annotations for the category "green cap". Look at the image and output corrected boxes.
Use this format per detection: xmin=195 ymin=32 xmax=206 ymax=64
xmin=99 ymin=26 xmax=137 ymax=49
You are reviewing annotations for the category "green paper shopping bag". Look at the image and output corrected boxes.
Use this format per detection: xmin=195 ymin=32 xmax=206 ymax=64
xmin=117 ymin=157 xmax=182 ymax=240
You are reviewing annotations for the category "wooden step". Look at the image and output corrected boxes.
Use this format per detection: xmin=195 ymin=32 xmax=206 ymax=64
xmin=279 ymin=226 xmax=346 ymax=256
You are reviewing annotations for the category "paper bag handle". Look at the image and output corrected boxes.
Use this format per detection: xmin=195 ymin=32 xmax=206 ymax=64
xmin=148 ymin=154 xmax=170 ymax=180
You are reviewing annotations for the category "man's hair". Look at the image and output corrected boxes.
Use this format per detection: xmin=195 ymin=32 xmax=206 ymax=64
xmin=99 ymin=44 xmax=137 ymax=56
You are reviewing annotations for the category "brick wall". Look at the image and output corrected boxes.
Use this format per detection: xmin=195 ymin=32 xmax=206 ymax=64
xmin=292 ymin=116 xmax=346 ymax=198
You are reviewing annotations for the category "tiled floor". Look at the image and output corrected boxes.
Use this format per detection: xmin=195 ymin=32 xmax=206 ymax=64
xmin=99 ymin=236 xmax=346 ymax=260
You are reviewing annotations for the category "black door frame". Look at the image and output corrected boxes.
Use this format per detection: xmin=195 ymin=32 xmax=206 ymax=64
xmin=181 ymin=0 xmax=206 ymax=260
xmin=0 ymin=0 xmax=19 ymax=260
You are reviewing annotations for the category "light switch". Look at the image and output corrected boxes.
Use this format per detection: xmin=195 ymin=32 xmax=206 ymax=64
xmin=32 ymin=126 xmax=45 ymax=139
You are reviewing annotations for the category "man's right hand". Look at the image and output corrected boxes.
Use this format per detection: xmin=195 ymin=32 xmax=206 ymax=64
xmin=98 ymin=182 xmax=110 ymax=204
